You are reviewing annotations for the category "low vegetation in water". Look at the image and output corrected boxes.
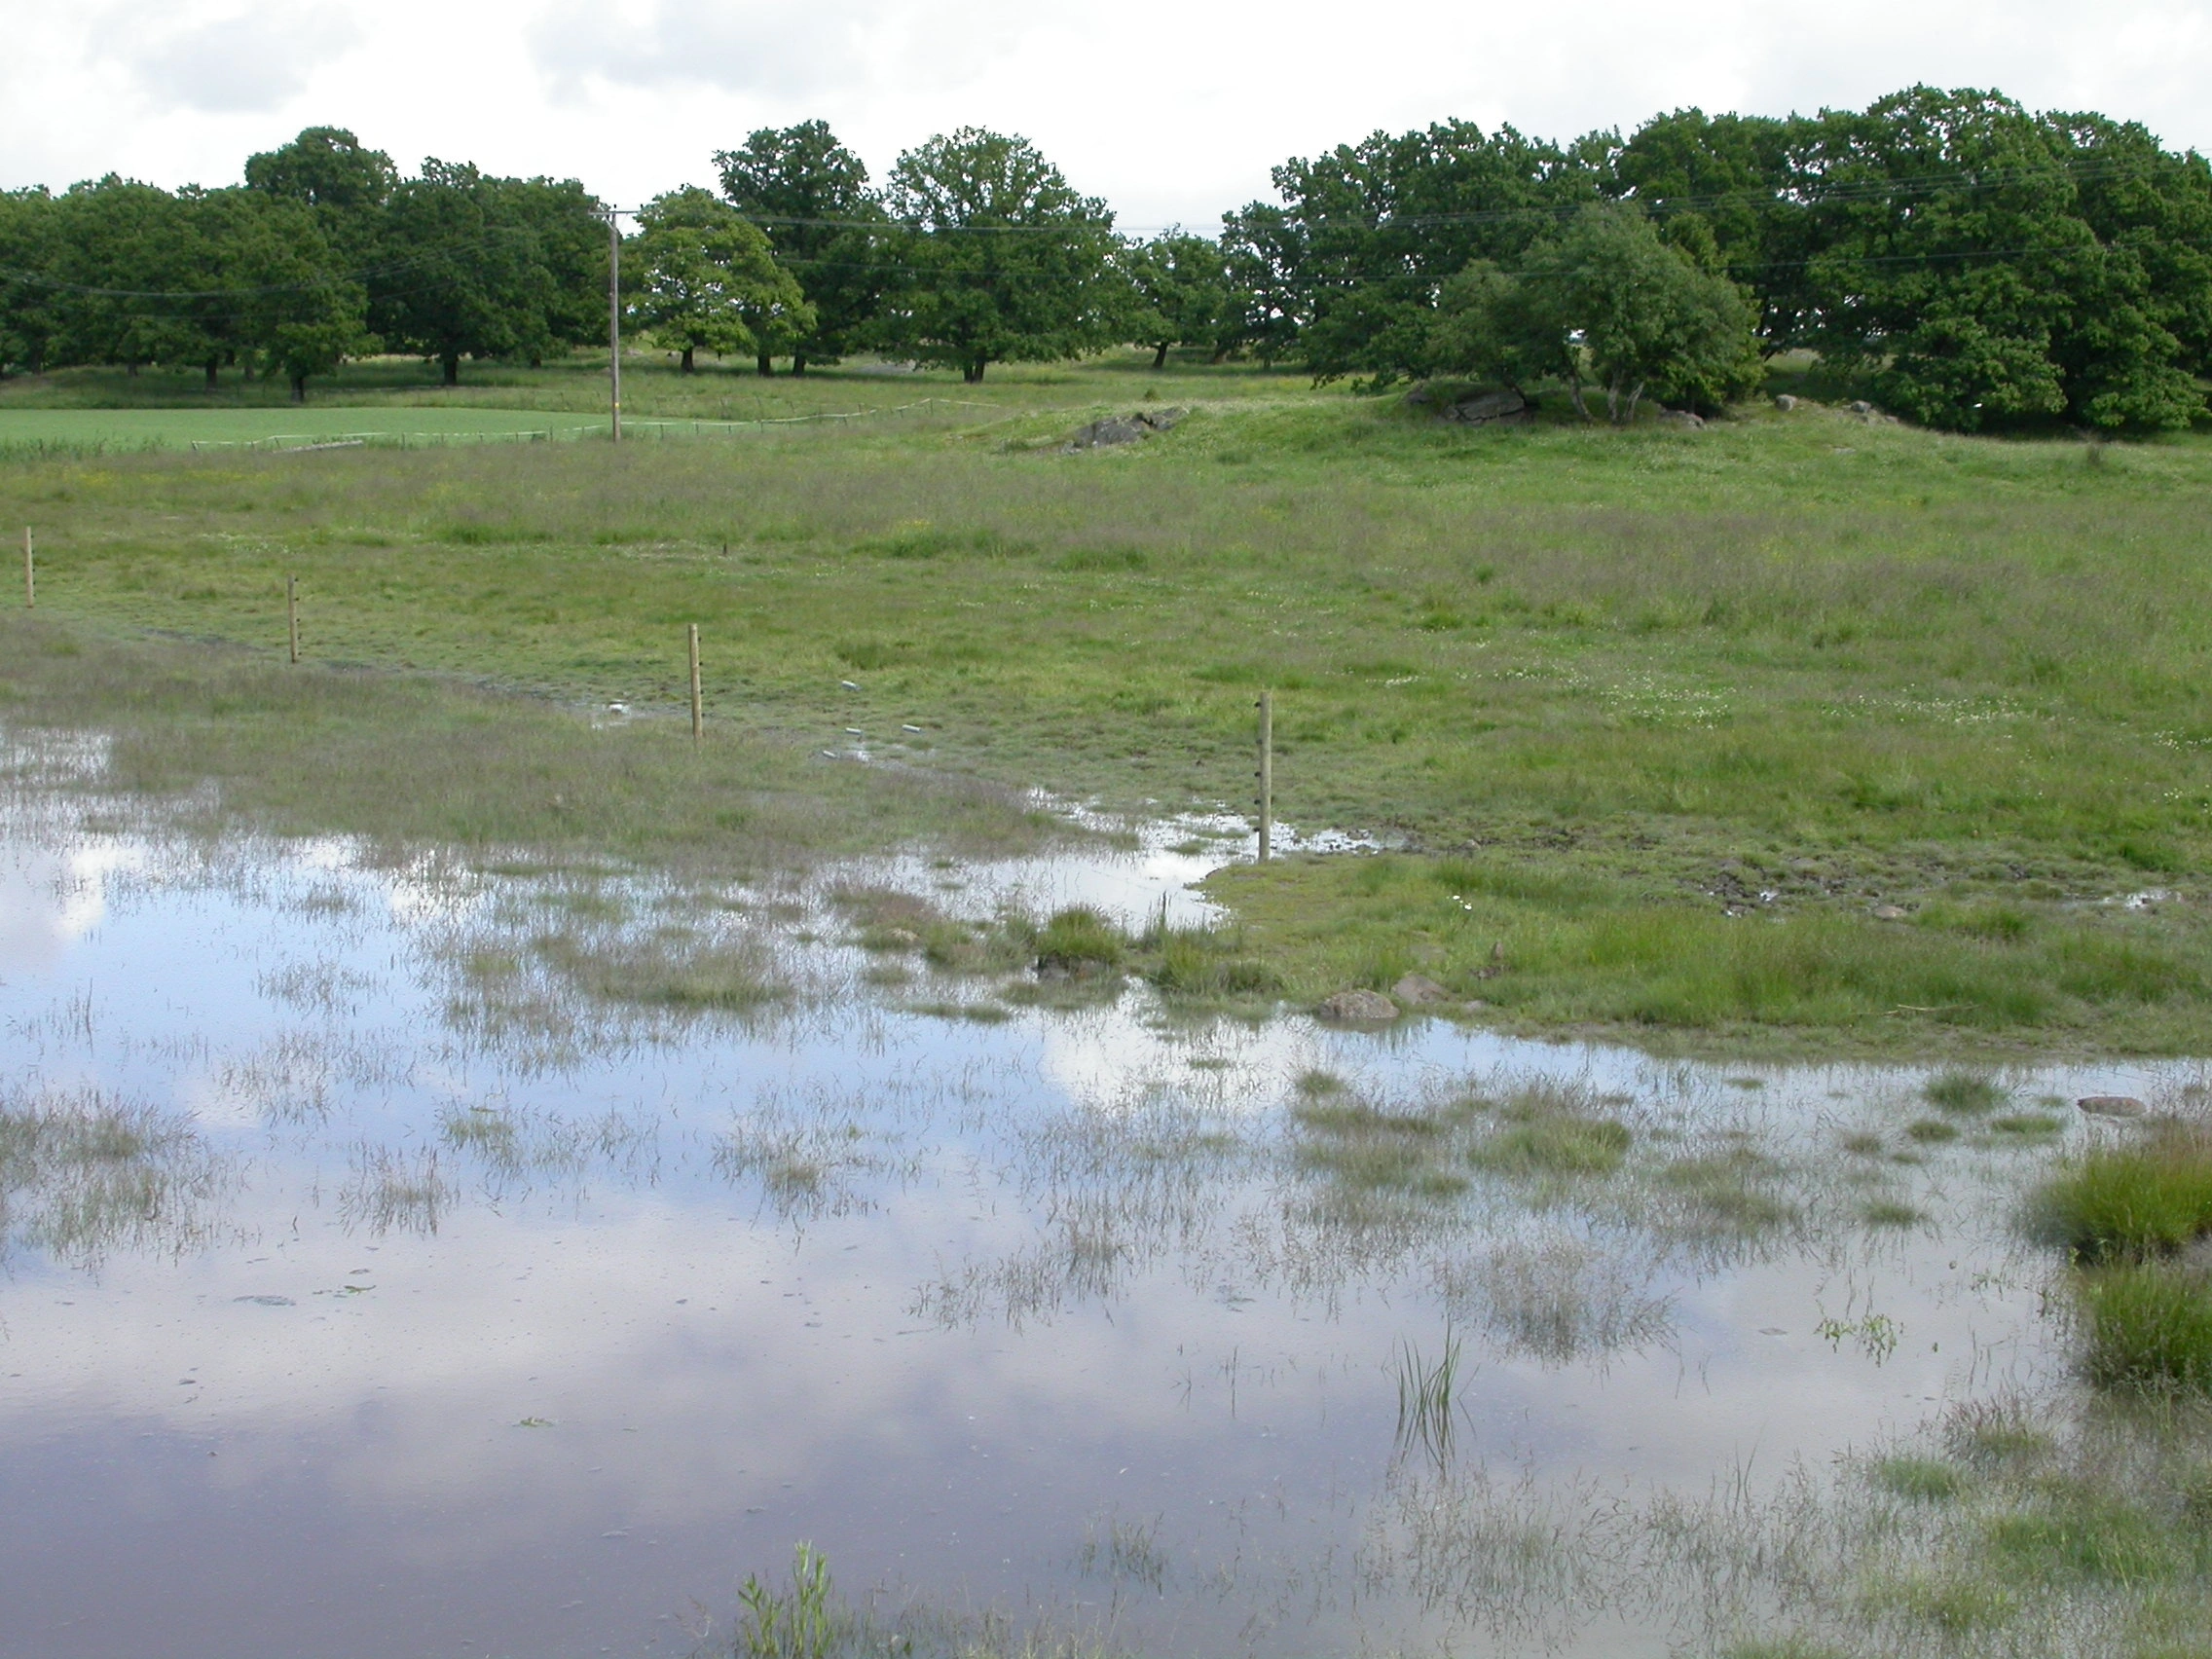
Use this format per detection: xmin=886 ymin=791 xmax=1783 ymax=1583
xmin=2034 ymin=1120 xmax=2212 ymax=1265
xmin=2032 ymin=1118 xmax=2212 ymax=1395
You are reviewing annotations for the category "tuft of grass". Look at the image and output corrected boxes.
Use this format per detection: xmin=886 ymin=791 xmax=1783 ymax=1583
xmin=1924 ymin=1070 xmax=2008 ymax=1115
xmin=1471 ymin=1114 xmax=1633 ymax=1178
xmin=1861 ymin=1569 xmax=2016 ymax=1634
xmin=1656 ymin=1147 xmax=1792 ymax=1233
xmin=1292 ymin=1096 xmax=1468 ymax=1199
xmin=1033 ymin=906 xmax=1125 ymax=974
xmin=1142 ymin=923 xmax=1283 ymax=1000
xmin=1871 ymin=1454 xmax=1965 ymax=1501
xmin=2073 ymin=1262 xmax=2212 ymax=1393
xmin=1990 ymin=1112 xmax=2065 ymax=1138
xmin=533 ymin=931 xmax=789 ymax=1015
xmin=1862 ymin=1198 xmax=1925 ymax=1229
xmin=1986 ymin=1484 xmax=2185 ymax=1582
xmin=1905 ymin=1118 xmax=1961 ymax=1144
xmin=2033 ymin=1119 xmax=2212 ymax=1263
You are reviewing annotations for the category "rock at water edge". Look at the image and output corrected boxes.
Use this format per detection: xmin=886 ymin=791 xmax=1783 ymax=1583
xmin=1318 ymin=988 xmax=1399 ymax=1023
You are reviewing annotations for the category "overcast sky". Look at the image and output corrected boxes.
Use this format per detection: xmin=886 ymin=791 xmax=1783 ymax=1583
xmin=5 ymin=0 xmax=2210 ymax=231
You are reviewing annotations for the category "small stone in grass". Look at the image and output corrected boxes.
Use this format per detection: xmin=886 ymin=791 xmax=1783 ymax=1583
xmin=1871 ymin=904 xmax=1908 ymax=921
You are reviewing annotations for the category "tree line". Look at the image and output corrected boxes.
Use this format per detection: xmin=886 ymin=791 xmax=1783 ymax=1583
xmin=3 ymin=86 xmax=2209 ymax=429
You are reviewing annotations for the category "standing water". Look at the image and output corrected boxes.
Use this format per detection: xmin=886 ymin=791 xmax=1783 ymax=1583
xmin=0 ymin=763 xmax=2188 ymax=1658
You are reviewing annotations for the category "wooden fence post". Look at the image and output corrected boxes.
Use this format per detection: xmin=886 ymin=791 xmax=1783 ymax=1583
xmin=21 ymin=527 xmax=31 ymax=609
xmin=688 ymin=623 xmax=703 ymax=740
xmin=286 ymin=575 xmax=299 ymax=664
xmin=1257 ymin=689 xmax=1273 ymax=862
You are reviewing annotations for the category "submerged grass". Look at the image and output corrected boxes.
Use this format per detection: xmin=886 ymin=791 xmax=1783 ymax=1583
xmin=10 ymin=355 xmax=2212 ymax=1051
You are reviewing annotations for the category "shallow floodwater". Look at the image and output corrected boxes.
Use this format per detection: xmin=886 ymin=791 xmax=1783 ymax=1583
xmin=0 ymin=789 xmax=2193 ymax=1658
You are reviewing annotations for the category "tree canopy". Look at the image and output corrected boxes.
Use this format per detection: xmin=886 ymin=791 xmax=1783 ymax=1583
xmin=1430 ymin=204 xmax=1760 ymax=421
xmin=6 ymin=94 xmax=2212 ymax=431
xmin=715 ymin=121 xmax=883 ymax=374
xmin=629 ymin=188 xmax=813 ymax=373
xmin=874 ymin=129 xmax=1119 ymax=383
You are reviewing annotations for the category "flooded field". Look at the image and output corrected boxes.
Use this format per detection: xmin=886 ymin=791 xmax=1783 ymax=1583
xmin=0 ymin=745 xmax=2198 ymax=1659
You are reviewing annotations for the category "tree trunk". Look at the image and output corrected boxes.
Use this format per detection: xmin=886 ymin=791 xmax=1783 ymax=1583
xmin=1623 ymin=382 xmax=1645 ymax=425
xmin=290 ymin=374 xmax=307 ymax=404
xmin=441 ymin=353 xmax=460 ymax=386
xmin=1567 ymin=375 xmax=1592 ymax=423
xmin=127 ymin=362 xmax=139 ymax=378
xmin=756 ymin=352 xmax=774 ymax=377
xmin=681 ymin=346 xmax=695 ymax=374
xmin=204 ymin=358 xmax=220 ymax=389
xmin=1209 ymin=344 xmax=1230 ymax=365
xmin=964 ymin=358 xmax=986 ymax=385
xmin=1152 ymin=342 xmax=1169 ymax=370
xmin=792 ymin=353 xmax=808 ymax=376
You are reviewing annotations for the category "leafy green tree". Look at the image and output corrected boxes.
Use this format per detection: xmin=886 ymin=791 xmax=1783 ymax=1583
xmin=1238 ymin=121 xmax=1607 ymax=383
xmin=715 ymin=121 xmax=884 ymax=374
xmin=1122 ymin=231 xmax=1232 ymax=368
xmin=629 ymin=187 xmax=813 ymax=372
xmin=371 ymin=160 xmax=602 ymax=383
xmin=46 ymin=178 xmax=197 ymax=372
xmin=874 ymin=129 xmax=1118 ymax=383
xmin=1788 ymin=88 xmax=2204 ymax=431
xmin=0 ymin=189 xmax=61 ymax=375
xmin=244 ymin=127 xmax=395 ymax=260
xmin=1424 ymin=259 xmax=1569 ymax=394
xmin=1217 ymin=202 xmax=1305 ymax=362
xmin=1608 ymin=107 xmax=1813 ymax=336
xmin=1431 ymin=204 xmax=1761 ymax=421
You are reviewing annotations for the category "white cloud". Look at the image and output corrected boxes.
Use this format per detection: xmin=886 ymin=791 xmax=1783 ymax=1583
xmin=98 ymin=1 xmax=359 ymax=116
xmin=3 ymin=1 xmax=2212 ymax=225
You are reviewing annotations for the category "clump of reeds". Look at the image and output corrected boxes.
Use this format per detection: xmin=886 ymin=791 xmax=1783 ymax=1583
xmin=2033 ymin=1118 xmax=2212 ymax=1264
xmin=2033 ymin=1118 xmax=2212 ymax=1393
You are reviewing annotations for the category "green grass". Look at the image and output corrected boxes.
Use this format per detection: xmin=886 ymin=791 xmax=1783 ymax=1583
xmin=1925 ymin=1071 xmax=2009 ymax=1115
xmin=1469 ymin=1113 xmax=1634 ymax=1177
xmin=8 ymin=350 xmax=2212 ymax=1053
xmin=0 ymin=405 xmax=600 ymax=454
xmin=2034 ymin=1121 xmax=2212 ymax=1264
xmin=1871 ymin=1454 xmax=1964 ymax=1500
xmin=2074 ymin=1264 xmax=2212 ymax=1393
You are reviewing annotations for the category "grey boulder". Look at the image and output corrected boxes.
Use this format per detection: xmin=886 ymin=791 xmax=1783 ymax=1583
xmin=1317 ymin=988 xmax=1399 ymax=1023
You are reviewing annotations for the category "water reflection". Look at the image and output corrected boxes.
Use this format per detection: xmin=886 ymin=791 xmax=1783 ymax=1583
xmin=0 ymin=802 xmax=2195 ymax=1659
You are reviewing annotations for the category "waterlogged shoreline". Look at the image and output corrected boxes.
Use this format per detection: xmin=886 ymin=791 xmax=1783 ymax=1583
xmin=5 ymin=762 xmax=2210 ymax=1658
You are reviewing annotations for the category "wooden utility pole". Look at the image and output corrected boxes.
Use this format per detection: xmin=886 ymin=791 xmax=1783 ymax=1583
xmin=20 ymin=527 xmax=30 ymax=609
xmin=286 ymin=574 xmax=299 ymax=663
xmin=687 ymin=624 xmax=703 ymax=739
xmin=608 ymin=210 xmax=622 ymax=444
xmin=1257 ymin=689 xmax=1273 ymax=862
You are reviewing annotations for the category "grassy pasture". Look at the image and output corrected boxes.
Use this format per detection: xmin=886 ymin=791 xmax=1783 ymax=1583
xmin=3 ymin=351 xmax=2211 ymax=1052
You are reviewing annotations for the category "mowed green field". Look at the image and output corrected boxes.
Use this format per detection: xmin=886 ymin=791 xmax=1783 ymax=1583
xmin=0 ymin=405 xmax=604 ymax=452
xmin=4 ymin=352 xmax=2211 ymax=1054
